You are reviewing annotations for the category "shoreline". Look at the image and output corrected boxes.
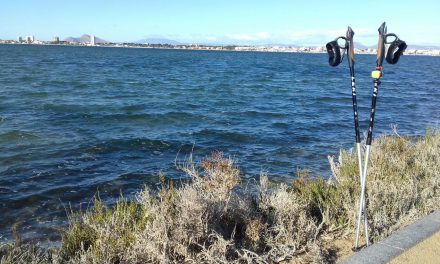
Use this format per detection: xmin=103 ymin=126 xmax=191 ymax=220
xmin=1 ymin=130 xmax=439 ymax=263
xmin=1 ymin=42 xmax=439 ymax=57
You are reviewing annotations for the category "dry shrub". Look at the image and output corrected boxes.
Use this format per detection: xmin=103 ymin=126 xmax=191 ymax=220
xmin=0 ymin=244 xmax=54 ymax=264
xmin=259 ymin=176 xmax=320 ymax=262
xmin=121 ymin=151 xmax=261 ymax=263
xmin=328 ymin=130 xmax=440 ymax=242
xmin=1 ymin=131 xmax=439 ymax=264
xmin=57 ymin=151 xmax=323 ymax=263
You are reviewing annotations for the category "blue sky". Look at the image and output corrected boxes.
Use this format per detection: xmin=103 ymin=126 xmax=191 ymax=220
xmin=1 ymin=0 xmax=439 ymax=46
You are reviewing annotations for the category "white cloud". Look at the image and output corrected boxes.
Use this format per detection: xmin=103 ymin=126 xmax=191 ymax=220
xmin=225 ymin=32 xmax=271 ymax=41
xmin=285 ymin=28 xmax=374 ymax=41
xmin=143 ymin=27 xmax=380 ymax=46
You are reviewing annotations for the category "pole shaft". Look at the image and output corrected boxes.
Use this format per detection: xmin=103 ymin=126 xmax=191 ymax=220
xmin=347 ymin=26 xmax=359 ymax=144
xmin=358 ymin=143 xmax=369 ymax=245
xmin=351 ymin=74 xmax=361 ymax=143
xmin=355 ymin=145 xmax=371 ymax=248
xmin=355 ymin=75 xmax=381 ymax=249
xmin=366 ymin=80 xmax=380 ymax=145
xmin=354 ymin=145 xmax=370 ymax=248
xmin=356 ymin=78 xmax=381 ymax=248
xmin=352 ymin=69 xmax=368 ymax=245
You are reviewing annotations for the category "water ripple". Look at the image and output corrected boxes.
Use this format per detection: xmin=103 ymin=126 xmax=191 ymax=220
xmin=0 ymin=45 xmax=439 ymax=242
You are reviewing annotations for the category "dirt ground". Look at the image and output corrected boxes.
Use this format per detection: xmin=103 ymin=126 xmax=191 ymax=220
xmin=387 ymin=231 xmax=440 ymax=264
xmin=320 ymin=233 xmax=359 ymax=263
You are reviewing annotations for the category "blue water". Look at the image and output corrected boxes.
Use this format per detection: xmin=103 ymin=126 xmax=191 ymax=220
xmin=0 ymin=44 xmax=439 ymax=243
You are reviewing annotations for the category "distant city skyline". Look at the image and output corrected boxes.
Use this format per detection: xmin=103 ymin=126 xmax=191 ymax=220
xmin=1 ymin=0 xmax=440 ymax=46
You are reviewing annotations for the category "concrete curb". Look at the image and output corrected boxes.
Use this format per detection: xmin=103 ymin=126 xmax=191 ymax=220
xmin=339 ymin=210 xmax=440 ymax=264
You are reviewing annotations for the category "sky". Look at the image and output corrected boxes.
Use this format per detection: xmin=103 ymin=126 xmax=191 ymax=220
xmin=1 ymin=0 xmax=439 ymax=46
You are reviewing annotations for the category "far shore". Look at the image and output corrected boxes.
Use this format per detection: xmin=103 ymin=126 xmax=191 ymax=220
xmin=1 ymin=42 xmax=439 ymax=57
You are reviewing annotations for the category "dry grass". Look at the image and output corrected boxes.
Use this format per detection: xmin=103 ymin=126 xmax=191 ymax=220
xmin=1 ymin=130 xmax=439 ymax=263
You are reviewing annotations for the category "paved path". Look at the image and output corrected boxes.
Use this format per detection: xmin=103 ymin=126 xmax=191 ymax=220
xmin=388 ymin=231 xmax=440 ymax=264
xmin=340 ymin=211 xmax=440 ymax=264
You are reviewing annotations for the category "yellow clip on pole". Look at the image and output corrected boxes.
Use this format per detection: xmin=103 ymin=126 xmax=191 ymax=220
xmin=371 ymin=70 xmax=382 ymax=79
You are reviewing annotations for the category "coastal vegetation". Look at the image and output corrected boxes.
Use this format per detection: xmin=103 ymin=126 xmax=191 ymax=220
xmin=1 ymin=130 xmax=439 ymax=263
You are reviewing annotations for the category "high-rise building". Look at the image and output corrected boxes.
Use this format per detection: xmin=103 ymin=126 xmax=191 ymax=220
xmin=53 ymin=36 xmax=60 ymax=44
xmin=26 ymin=35 xmax=35 ymax=43
xmin=17 ymin=36 xmax=23 ymax=43
xmin=90 ymin=35 xmax=95 ymax=46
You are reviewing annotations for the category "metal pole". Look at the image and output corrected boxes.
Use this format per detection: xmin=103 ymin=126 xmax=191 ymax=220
xmin=352 ymin=75 xmax=369 ymax=247
xmin=356 ymin=144 xmax=371 ymax=247
xmin=355 ymin=22 xmax=386 ymax=249
xmin=354 ymin=142 xmax=369 ymax=248
xmin=355 ymin=76 xmax=380 ymax=248
xmin=347 ymin=26 xmax=370 ymax=248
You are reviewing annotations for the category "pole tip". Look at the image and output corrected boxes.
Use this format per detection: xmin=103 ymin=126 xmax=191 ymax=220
xmin=352 ymin=247 xmax=361 ymax=252
xmin=378 ymin=22 xmax=386 ymax=34
xmin=347 ymin=26 xmax=354 ymax=39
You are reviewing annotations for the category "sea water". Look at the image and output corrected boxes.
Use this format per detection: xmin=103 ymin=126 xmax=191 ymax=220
xmin=0 ymin=44 xmax=439 ymax=242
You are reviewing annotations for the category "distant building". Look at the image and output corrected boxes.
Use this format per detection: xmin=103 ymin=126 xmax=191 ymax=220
xmin=90 ymin=35 xmax=95 ymax=46
xmin=53 ymin=36 xmax=60 ymax=44
xmin=17 ymin=36 xmax=23 ymax=43
xmin=26 ymin=35 xmax=35 ymax=43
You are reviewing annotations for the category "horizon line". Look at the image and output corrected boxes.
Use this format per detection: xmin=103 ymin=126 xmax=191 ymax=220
xmin=3 ymin=34 xmax=440 ymax=48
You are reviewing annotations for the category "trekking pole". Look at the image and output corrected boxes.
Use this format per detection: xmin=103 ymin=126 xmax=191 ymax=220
xmin=355 ymin=22 xmax=407 ymax=249
xmin=346 ymin=26 xmax=369 ymax=248
xmin=326 ymin=27 xmax=369 ymax=247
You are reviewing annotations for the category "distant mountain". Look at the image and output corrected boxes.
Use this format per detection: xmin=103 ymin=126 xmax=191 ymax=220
xmin=134 ymin=38 xmax=182 ymax=45
xmin=260 ymin=43 xmax=300 ymax=48
xmin=64 ymin=34 xmax=108 ymax=43
xmin=407 ymin=44 xmax=440 ymax=50
xmin=355 ymin=44 xmax=440 ymax=50
xmin=353 ymin=42 xmax=370 ymax=49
